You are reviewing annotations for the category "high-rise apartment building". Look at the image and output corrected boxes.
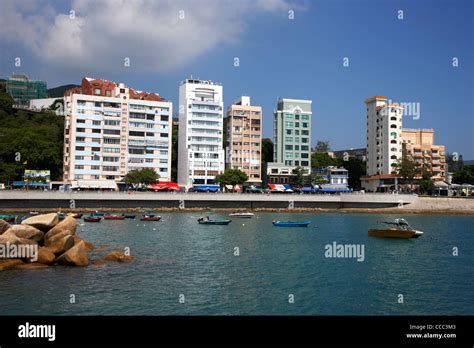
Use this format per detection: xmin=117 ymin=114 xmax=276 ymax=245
xmin=225 ymin=96 xmax=262 ymax=183
xmin=365 ymin=96 xmax=403 ymax=176
xmin=401 ymin=128 xmax=446 ymax=180
xmin=177 ymin=78 xmax=225 ymax=187
xmin=63 ymin=77 xmax=172 ymax=185
xmin=267 ymin=98 xmax=312 ymax=184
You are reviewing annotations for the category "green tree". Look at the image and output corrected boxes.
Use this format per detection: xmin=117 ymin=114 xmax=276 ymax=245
xmin=310 ymin=173 xmax=329 ymax=185
xmin=292 ymin=166 xmax=306 ymax=187
xmin=313 ymin=140 xmax=330 ymax=153
xmin=446 ymin=153 xmax=464 ymax=173
xmin=339 ymin=157 xmax=366 ymax=189
xmin=0 ymin=93 xmax=64 ymax=182
xmin=418 ymin=172 xmax=435 ymax=194
xmin=311 ymin=152 xmax=336 ymax=168
xmin=261 ymin=138 xmax=273 ymax=163
xmin=395 ymin=151 xmax=418 ymax=187
xmin=123 ymin=168 xmax=159 ymax=188
xmin=452 ymin=165 xmax=474 ymax=185
xmin=214 ymin=169 xmax=248 ymax=191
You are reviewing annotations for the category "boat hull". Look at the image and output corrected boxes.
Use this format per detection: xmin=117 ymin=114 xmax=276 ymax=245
xmin=229 ymin=213 xmax=254 ymax=218
xmin=104 ymin=216 xmax=125 ymax=220
xmin=84 ymin=217 xmax=101 ymax=222
xmin=198 ymin=220 xmax=232 ymax=225
xmin=141 ymin=216 xmax=161 ymax=221
xmin=368 ymin=229 xmax=416 ymax=239
xmin=273 ymin=221 xmax=310 ymax=227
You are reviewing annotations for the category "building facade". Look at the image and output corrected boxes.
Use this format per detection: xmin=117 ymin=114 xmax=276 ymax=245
xmin=365 ymin=96 xmax=403 ymax=176
xmin=63 ymin=77 xmax=172 ymax=185
xmin=401 ymin=128 xmax=446 ymax=180
xmin=177 ymin=78 xmax=225 ymax=187
xmin=225 ymin=96 xmax=262 ymax=184
xmin=6 ymin=74 xmax=47 ymax=107
xmin=267 ymin=98 xmax=312 ymax=184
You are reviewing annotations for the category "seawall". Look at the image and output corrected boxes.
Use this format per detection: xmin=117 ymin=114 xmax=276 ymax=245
xmin=0 ymin=191 xmax=473 ymax=214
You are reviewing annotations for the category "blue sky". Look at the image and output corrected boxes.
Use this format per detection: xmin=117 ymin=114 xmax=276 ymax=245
xmin=1 ymin=0 xmax=473 ymax=158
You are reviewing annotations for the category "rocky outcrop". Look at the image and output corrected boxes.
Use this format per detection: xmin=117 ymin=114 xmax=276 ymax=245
xmin=44 ymin=216 xmax=76 ymax=241
xmin=22 ymin=213 xmax=59 ymax=231
xmin=72 ymin=235 xmax=94 ymax=251
xmin=0 ymin=233 xmax=37 ymax=246
xmin=16 ymin=263 xmax=48 ymax=269
xmin=0 ymin=219 xmax=10 ymax=234
xmin=45 ymin=234 xmax=75 ymax=254
xmin=3 ymin=225 xmax=44 ymax=243
xmin=0 ymin=259 xmax=24 ymax=270
xmin=37 ymin=247 xmax=56 ymax=265
xmin=56 ymin=241 xmax=88 ymax=267
xmin=104 ymin=251 xmax=134 ymax=263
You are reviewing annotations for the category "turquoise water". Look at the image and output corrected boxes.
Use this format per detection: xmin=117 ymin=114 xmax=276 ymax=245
xmin=0 ymin=212 xmax=472 ymax=315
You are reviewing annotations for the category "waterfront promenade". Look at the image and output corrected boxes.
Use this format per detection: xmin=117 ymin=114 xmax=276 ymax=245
xmin=0 ymin=191 xmax=472 ymax=213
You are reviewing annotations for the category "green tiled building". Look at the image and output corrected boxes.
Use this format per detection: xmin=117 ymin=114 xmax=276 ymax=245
xmin=6 ymin=74 xmax=47 ymax=107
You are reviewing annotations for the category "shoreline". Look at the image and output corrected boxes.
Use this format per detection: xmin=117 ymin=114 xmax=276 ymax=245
xmin=3 ymin=207 xmax=474 ymax=216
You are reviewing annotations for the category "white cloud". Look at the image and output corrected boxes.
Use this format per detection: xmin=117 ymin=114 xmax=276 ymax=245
xmin=1 ymin=0 xmax=298 ymax=74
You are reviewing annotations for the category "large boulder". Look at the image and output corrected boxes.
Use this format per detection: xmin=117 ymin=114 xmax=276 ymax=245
xmin=44 ymin=234 xmax=75 ymax=255
xmin=72 ymin=235 xmax=94 ymax=251
xmin=37 ymin=247 xmax=56 ymax=265
xmin=0 ymin=259 xmax=24 ymax=271
xmin=44 ymin=216 xmax=76 ymax=241
xmin=104 ymin=251 xmax=134 ymax=263
xmin=0 ymin=219 xmax=10 ymax=235
xmin=0 ymin=234 xmax=37 ymax=246
xmin=22 ymin=213 xmax=59 ymax=231
xmin=56 ymin=241 xmax=89 ymax=267
xmin=3 ymin=225 xmax=44 ymax=243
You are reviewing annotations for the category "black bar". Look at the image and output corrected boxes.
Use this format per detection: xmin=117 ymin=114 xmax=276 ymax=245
xmin=0 ymin=316 xmax=472 ymax=346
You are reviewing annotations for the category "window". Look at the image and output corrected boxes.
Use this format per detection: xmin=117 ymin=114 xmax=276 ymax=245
xmin=286 ymin=129 xmax=293 ymax=135
xmin=285 ymin=137 xmax=293 ymax=142
xmin=76 ymin=137 xmax=85 ymax=142
xmin=93 ymin=120 xmax=101 ymax=125
xmin=285 ymin=122 xmax=294 ymax=128
xmin=302 ymin=122 xmax=308 ymax=128
xmin=94 ymin=88 xmax=101 ymax=95
xmin=301 ymin=138 xmax=309 ymax=143
xmin=76 ymin=128 xmax=85 ymax=132
xmin=75 ymin=146 xmax=85 ymax=151
xmin=301 ymin=145 xmax=309 ymax=151
xmin=77 ymin=119 xmax=85 ymax=124
xmin=301 ymin=161 xmax=309 ymax=166
xmin=129 ymin=131 xmax=145 ymax=137
xmin=301 ymin=115 xmax=309 ymax=120
xmin=301 ymin=130 xmax=309 ymax=135
xmin=285 ymin=145 xmax=293 ymax=150
xmin=92 ymin=129 xmax=101 ymax=133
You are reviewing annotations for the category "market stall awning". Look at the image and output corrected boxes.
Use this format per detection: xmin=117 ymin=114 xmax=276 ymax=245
xmin=149 ymin=181 xmax=181 ymax=191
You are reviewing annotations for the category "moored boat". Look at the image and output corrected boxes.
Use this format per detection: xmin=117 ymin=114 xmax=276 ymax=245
xmin=272 ymin=220 xmax=311 ymax=227
xmin=104 ymin=214 xmax=125 ymax=220
xmin=141 ymin=215 xmax=161 ymax=221
xmin=122 ymin=214 xmax=136 ymax=219
xmin=29 ymin=211 xmax=39 ymax=216
xmin=91 ymin=211 xmax=106 ymax=217
xmin=197 ymin=217 xmax=231 ymax=225
xmin=84 ymin=216 xmax=101 ymax=222
xmin=229 ymin=212 xmax=254 ymax=218
xmin=368 ymin=219 xmax=423 ymax=239
xmin=0 ymin=215 xmax=16 ymax=223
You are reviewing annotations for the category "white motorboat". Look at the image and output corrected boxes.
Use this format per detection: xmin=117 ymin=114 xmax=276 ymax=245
xmin=228 ymin=212 xmax=254 ymax=218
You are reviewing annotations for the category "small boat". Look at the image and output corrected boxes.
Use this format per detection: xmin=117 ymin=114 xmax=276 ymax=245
xmin=29 ymin=211 xmax=39 ymax=215
xmin=0 ymin=215 xmax=16 ymax=223
xmin=104 ymin=214 xmax=125 ymax=220
xmin=197 ymin=217 xmax=231 ymax=225
xmin=142 ymin=211 xmax=159 ymax=217
xmin=229 ymin=212 xmax=254 ymax=218
xmin=67 ymin=213 xmax=83 ymax=219
xmin=272 ymin=221 xmax=311 ymax=227
xmin=141 ymin=215 xmax=161 ymax=221
xmin=91 ymin=211 xmax=106 ymax=217
xmin=57 ymin=213 xmax=66 ymax=220
xmin=84 ymin=216 xmax=101 ymax=222
xmin=122 ymin=214 xmax=136 ymax=219
xmin=368 ymin=219 xmax=423 ymax=239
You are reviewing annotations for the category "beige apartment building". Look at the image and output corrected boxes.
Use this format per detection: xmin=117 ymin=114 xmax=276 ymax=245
xmin=401 ymin=128 xmax=446 ymax=180
xmin=225 ymin=96 xmax=262 ymax=184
